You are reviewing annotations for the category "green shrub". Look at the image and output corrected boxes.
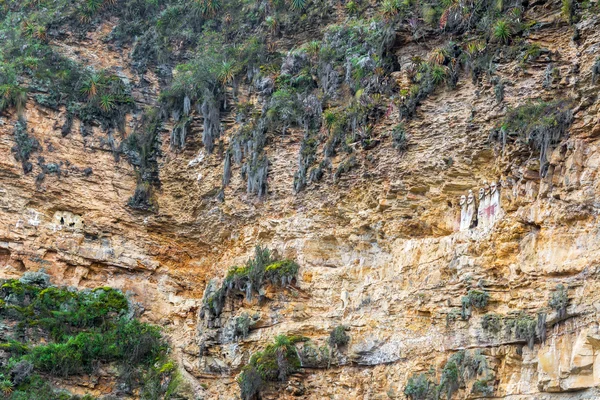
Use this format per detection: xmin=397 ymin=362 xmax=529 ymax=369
xmin=431 ymin=65 xmax=447 ymax=85
xmin=0 ymin=276 xmax=179 ymax=399
xmin=237 ymin=335 xmax=304 ymax=399
xmin=194 ymin=0 xmax=222 ymax=17
xmin=345 ymin=1 xmax=358 ymax=15
xmin=492 ymin=99 xmax=573 ymax=176
xmin=549 ymin=284 xmax=569 ymax=320
xmin=440 ymin=358 xmax=459 ymax=399
xmin=492 ymin=20 xmax=512 ymax=44
xmin=380 ymin=0 xmax=402 ymax=19
xmin=505 ymin=313 xmax=537 ymax=349
xmin=461 ymin=289 xmax=489 ymax=319
xmin=391 ymin=123 xmax=408 ymax=151
xmin=234 ymin=313 xmax=252 ymax=340
xmin=0 ymin=83 xmax=27 ymax=114
xmin=481 ymin=313 xmax=502 ymax=334
xmin=265 ymin=260 xmax=300 ymax=286
xmin=561 ymin=0 xmax=575 ymax=24
xmin=18 ymin=271 xmax=50 ymax=287
xmin=404 ymin=373 xmax=435 ymax=400
xmin=329 ymin=325 xmax=349 ymax=347
xmin=291 ymin=0 xmax=307 ymax=10
xmin=468 ymin=290 xmax=489 ymax=308
xmin=11 ymin=118 xmax=39 ymax=173
xmin=472 ymin=378 xmax=494 ymax=396
xmin=202 ymin=246 xmax=300 ymax=318
xmin=439 ymin=350 xmax=489 ymax=400
xmin=298 ymin=342 xmax=331 ymax=368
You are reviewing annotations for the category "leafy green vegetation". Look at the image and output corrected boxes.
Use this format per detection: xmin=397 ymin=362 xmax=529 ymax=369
xmin=298 ymin=341 xmax=332 ymax=369
xmin=549 ymin=284 xmax=569 ymax=320
xmin=561 ymin=0 xmax=575 ymax=24
xmin=0 ymin=0 xmax=584 ymax=205
xmin=398 ymin=45 xmax=462 ymax=120
xmin=11 ymin=118 xmax=39 ymax=173
xmin=481 ymin=313 xmax=502 ymax=334
xmin=404 ymin=371 xmax=436 ymax=400
xmin=0 ymin=272 xmax=184 ymax=399
xmin=492 ymin=99 xmax=573 ymax=176
xmin=329 ymin=325 xmax=350 ymax=348
xmin=122 ymin=108 xmax=163 ymax=211
xmin=0 ymin=7 xmax=134 ymax=131
xmin=492 ymin=19 xmax=512 ymax=44
xmin=234 ymin=313 xmax=253 ymax=340
xmin=391 ymin=123 xmax=408 ymax=151
xmin=504 ymin=312 xmax=537 ymax=349
xmin=237 ymin=334 xmax=305 ymax=400
xmin=201 ymin=246 xmax=299 ymax=318
xmin=0 ymin=83 xmax=27 ymax=115
xmin=405 ymin=350 xmax=494 ymax=400
xmin=461 ymin=289 xmax=489 ymax=319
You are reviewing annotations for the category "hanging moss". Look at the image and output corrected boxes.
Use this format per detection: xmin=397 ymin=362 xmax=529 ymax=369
xmin=224 ymin=119 xmax=269 ymax=198
xmin=123 ymin=109 xmax=162 ymax=211
xmin=11 ymin=118 xmax=40 ymax=174
xmin=406 ymin=350 xmax=493 ymax=400
xmin=201 ymin=93 xmax=221 ymax=153
xmin=537 ymin=312 xmax=547 ymax=344
xmin=202 ymin=246 xmax=300 ymax=319
xmin=505 ymin=313 xmax=537 ymax=349
xmin=481 ymin=313 xmax=502 ymax=334
xmin=247 ymin=154 xmax=269 ymax=197
xmin=222 ymin=150 xmax=232 ymax=188
xmin=491 ymin=99 xmax=573 ymax=176
xmin=461 ymin=289 xmax=489 ymax=320
xmin=293 ymin=133 xmax=318 ymax=193
xmin=548 ymin=284 xmax=569 ymax=320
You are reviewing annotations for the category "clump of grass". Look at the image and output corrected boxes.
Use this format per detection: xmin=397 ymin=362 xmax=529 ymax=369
xmin=492 ymin=20 xmax=512 ymax=44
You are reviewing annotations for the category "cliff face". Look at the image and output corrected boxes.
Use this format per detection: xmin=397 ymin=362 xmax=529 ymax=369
xmin=2 ymin=0 xmax=600 ymax=399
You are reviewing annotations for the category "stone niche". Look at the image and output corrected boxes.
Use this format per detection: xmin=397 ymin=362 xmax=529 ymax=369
xmin=52 ymin=211 xmax=84 ymax=230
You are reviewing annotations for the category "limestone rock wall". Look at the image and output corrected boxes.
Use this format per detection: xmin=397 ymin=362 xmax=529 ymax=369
xmin=2 ymin=2 xmax=600 ymax=399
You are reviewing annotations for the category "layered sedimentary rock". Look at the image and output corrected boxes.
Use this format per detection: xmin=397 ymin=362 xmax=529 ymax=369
xmin=2 ymin=1 xmax=600 ymax=399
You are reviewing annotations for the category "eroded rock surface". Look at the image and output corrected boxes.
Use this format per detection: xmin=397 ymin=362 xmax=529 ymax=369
xmin=2 ymin=2 xmax=600 ymax=399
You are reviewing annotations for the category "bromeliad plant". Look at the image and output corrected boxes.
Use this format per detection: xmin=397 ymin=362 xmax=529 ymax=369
xmin=201 ymin=246 xmax=300 ymax=318
xmin=237 ymin=334 xmax=305 ymax=400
